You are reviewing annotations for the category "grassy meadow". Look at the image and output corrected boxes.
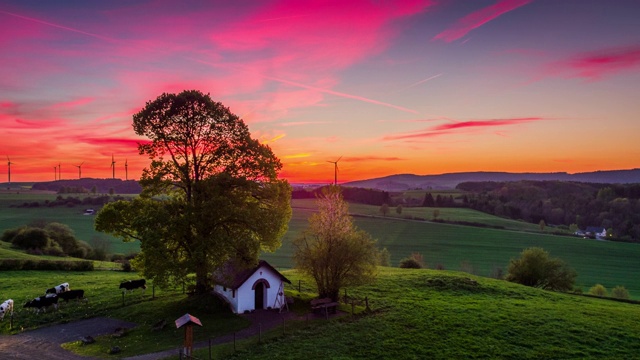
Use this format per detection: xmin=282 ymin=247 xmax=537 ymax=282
xmin=0 ymin=270 xmax=249 ymax=357
xmin=0 ymin=192 xmax=139 ymax=254
xmin=200 ymin=268 xmax=640 ymax=359
xmin=2 ymin=268 xmax=640 ymax=359
xmin=264 ymin=200 xmax=640 ymax=298
xmin=2 ymin=193 xmax=640 ymax=298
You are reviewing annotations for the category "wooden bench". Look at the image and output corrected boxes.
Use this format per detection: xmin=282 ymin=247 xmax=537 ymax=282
xmin=310 ymin=297 xmax=339 ymax=318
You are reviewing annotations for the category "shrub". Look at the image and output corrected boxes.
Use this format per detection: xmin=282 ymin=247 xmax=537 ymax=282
xmin=378 ymin=247 xmax=391 ymax=267
xmin=505 ymin=247 xmax=576 ymax=291
xmin=399 ymin=258 xmax=422 ymax=269
xmin=611 ymin=286 xmax=630 ymax=300
xmin=589 ymin=284 xmax=608 ymax=297
xmin=12 ymin=227 xmax=50 ymax=250
xmin=1 ymin=226 xmax=25 ymax=243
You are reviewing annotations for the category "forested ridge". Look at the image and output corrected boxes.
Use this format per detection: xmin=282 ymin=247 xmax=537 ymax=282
xmin=456 ymin=181 xmax=640 ymax=241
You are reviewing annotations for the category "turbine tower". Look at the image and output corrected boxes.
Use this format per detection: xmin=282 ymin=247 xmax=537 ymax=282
xmin=58 ymin=163 xmax=61 ymax=180
xmin=110 ymin=154 xmax=116 ymax=179
xmin=54 ymin=165 xmax=57 ymax=181
xmin=327 ymin=156 xmax=342 ymax=186
xmin=125 ymin=159 xmax=128 ymax=180
xmin=74 ymin=162 xmax=84 ymax=179
xmin=6 ymin=156 xmax=13 ymax=184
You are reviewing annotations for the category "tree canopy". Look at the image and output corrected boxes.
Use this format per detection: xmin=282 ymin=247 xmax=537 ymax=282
xmin=96 ymin=90 xmax=291 ymax=293
xmin=293 ymin=186 xmax=378 ymax=300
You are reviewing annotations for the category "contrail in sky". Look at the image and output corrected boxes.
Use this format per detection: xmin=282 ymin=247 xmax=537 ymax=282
xmin=0 ymin=11 xmax=116 ymax=42
xmin=3 ymin=10 xmax=417 ymax=115
xmin=394 ymin=73 xmax=443 ymax=93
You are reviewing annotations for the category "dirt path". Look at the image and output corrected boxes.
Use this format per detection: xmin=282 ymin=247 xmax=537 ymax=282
xmin=0 ymin=317 xmax=136 ymax=360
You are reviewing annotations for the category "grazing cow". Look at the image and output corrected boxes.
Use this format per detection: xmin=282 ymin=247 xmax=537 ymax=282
xmin=46 ymin=282 xmax=70 ymax=295
xmin=119 ymin=279 xmax=146 ymax=293
xmin=24 ymin=295 xmax=59 ymax=313
xmin=0 ymin=299 xmax=14 ymax=321
xmin=58 ymin=289 xmax=85 ymax=302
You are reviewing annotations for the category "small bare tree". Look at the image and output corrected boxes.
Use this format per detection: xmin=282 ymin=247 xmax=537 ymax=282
xmin=293 ymin=186 xmax=378 ymax=300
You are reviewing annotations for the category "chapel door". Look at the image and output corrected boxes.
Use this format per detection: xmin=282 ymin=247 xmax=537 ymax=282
xmin=255 ymin=282 xmax=264 ymax=310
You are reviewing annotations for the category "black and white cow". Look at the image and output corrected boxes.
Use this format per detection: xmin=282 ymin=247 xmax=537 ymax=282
xmin=0 ymin=299 xmax=13 ymax=321
xmin=46 ymin=282 xmax=70 ymax=295
xmin=58 ymin=289 xmax=85 ymax=302
xmin=119 ymin=279 xmax=146 ymax=293
xmin=24 ymin=295 xmax=59 ymax=313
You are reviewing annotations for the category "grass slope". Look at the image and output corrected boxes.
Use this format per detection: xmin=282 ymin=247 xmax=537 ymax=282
xmin=212 ymin=268 xmax=640 ymax=359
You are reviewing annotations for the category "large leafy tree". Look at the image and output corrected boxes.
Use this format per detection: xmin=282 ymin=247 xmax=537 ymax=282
xmin=293 ymin=186 xmax=378 ymax=300
xmin=96 ymin=90 xmax=291 ymax=294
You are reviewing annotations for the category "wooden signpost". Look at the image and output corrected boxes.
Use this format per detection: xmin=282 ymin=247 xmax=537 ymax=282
xmin=175 ymin=313 xmax=203 ymax=358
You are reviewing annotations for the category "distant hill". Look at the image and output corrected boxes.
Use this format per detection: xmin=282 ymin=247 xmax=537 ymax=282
xmin=30 ymin=178 xmax=142 ymax=194
xmin=343 ymin=169 xmax=640 ymax=191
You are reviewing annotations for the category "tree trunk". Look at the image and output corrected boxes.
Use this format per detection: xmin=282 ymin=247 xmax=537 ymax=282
xmin=194 ymin=268 xmax=211 ymax=295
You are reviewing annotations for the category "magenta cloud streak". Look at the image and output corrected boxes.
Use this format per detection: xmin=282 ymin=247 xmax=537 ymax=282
xmin=545 ymin=46 xmax=640 ymax=81
xmin=384 ymin=117 xmax=546 ymax=141
xmin=434 ymin=0 xmax=532 ymax=42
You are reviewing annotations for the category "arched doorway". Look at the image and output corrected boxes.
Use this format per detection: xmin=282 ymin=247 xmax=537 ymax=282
xmin=252 ymin=279 xmax=270 ymax=310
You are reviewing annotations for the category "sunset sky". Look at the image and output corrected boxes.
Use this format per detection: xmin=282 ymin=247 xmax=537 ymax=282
xmin=2 ymin=0 xmax=639 ymax=184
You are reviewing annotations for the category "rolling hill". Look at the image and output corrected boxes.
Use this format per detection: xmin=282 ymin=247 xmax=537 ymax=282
xmin=343 ymin=168 xmax=640 ymax=191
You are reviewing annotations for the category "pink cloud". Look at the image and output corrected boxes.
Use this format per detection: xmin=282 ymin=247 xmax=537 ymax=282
xmin=434 ymin=0 xmax=532 ymax=42
xmin=6 ymin=118 xmax=68 ymax=130
xmin=543 ymin=46 xmax=640 ymax=81
xmin=50 ymin=97 xmax=94 ymax=110
xmin=384 ymin=117 xmax=546 ymax=141
xmin=432 ymin=117 xmax=543 ymax=131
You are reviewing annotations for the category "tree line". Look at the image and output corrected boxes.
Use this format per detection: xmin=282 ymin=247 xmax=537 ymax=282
xmin=455 ymin=181 xmax=640 ymax=241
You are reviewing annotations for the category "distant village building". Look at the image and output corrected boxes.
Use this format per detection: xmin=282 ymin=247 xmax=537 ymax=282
xmin=212 ymin=260 xmax=290 ymax=314
xmin=576 ymin=227 xmax=607 ymax=240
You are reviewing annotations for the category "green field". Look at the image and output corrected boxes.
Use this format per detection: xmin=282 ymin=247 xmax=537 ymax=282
xmin=3 ymin=194 xmax=640 ymax=298
xmin=3 ymin=268 xmax=640 ymax=359
xmin=0 ymin=270 xmax=249 ymax=357
xmin=0 ymin=193 xmax=139 ymax=254
xmin=205 ymin=268 xmax=640 ymax=359
xmin=262 ymin=200 xmax=640 ymax=298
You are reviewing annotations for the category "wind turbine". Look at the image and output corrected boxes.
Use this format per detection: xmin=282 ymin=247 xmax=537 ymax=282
xmin=54 ymin=165 xmax=57 ymax=181
xmin=124 ymin=159 xmax=128 ymax=180
xmin=6 ymin=156 xmax=13 ymax=184
xmin=74 ymin=162 xmax=84 ymax=179
xmin=327 ymin=156 xmax=342 ymax=186
xmin=110 ymin=154 xmax=116 ymax=179
xmin=58 ymin=163 xmax=62 ymax=180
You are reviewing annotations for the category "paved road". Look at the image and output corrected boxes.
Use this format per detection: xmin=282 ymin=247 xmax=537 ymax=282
xmin=0 ymin=318 xmax=136 ymax=360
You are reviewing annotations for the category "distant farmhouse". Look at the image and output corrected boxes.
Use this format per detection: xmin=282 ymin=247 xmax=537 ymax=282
xmin=575 ymin=227 xmax=608 ymax=240
xmin=212 ymin=260 xmax=290 ymax=314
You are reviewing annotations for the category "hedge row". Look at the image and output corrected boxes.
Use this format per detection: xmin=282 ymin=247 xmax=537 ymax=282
xmin=0 ymin=259 xmax=94 ymax=271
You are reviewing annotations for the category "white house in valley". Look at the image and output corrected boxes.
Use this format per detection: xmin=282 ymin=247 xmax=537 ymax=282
xmin=212 ymin=260 xmax=291 ymax=314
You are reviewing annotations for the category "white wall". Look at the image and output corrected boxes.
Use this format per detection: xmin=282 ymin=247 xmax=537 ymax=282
xmin=214 ymin=264 xmax=287 ymax=314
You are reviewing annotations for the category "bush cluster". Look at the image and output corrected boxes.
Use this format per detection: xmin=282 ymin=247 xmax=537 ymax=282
xmin=1 ymin=222 xmax=97 ymax=259
xmin=0 ymin=259 xmax=94 ymax=271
